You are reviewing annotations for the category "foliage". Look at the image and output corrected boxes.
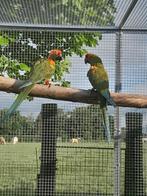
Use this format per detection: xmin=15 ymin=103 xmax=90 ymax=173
xmin=0 ymin=0 xmax=116 ymax=87
xmin=0 ymin=55 xmax=30 ymax=79
xmin=0 ymin=109 xmax=34 ymax=137
xmin=1 ymin=0 xmax=116 ymax=26
xmin=57 ymin=105 xmax=115 ymax=141
xmin=53 ymin=58 xmax=71 ymax=87
xmin=0 ymin=104 xmax=114 ymax=142
xmin=0 ymin=32 xmax=101 ymax=87
xmin=0 ymin=35 xmax=9 ymax=46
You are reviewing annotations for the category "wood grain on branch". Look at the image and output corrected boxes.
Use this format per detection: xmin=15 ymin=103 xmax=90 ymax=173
xmin=0 ymin=76 xmax=147 ymax=108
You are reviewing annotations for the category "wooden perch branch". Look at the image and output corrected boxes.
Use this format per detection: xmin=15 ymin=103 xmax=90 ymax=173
xmin=0 ymin=76 xmax=147 ymax=108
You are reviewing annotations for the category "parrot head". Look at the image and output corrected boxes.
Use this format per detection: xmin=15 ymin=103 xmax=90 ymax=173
xmin=48 ymin=49 xmax=63 ymax=61
xmin=84 ymin=53 xmax=102 ymax=65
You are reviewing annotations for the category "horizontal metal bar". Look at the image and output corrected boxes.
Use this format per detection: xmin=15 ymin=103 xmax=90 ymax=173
xmin=0 ymin=23 xmax=118 ymax=32
xmin=121 ymin=28 xmax=147 ymax=33
xmin=57 ymin=145 xmax=116 ymax=150
xmin=57 ymin=145 xmax=126 ymax=150
xmin=0 ymin=23 xmax=146 ymax=33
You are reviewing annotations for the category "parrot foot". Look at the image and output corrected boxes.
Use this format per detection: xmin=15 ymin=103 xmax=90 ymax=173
xmin=44 ymin=80 xmax=52 ymax=88
xmin=89 ymin=88 xmax=97 ymax=96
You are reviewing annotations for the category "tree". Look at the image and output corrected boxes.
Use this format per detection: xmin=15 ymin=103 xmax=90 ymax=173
xmin=0 ymin=109 xmax=34 ymax=139
xmin=66 ymin=105 xmax=103 ymax=141
xmin=0 ymin=0 xmax=116 ymax=86
xmin=57 ymin=105 xmax=115 ymax=142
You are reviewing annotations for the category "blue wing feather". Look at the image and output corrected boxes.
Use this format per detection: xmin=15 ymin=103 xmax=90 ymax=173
xmin=101 ymin=89 xmax=116 ymax=107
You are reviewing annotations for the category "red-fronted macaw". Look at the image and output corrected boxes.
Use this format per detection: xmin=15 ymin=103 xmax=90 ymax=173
xmin=85 ymin=53 xmax=116 ymax=142
xmin=1 ymin=49 xmax=63 ymax=122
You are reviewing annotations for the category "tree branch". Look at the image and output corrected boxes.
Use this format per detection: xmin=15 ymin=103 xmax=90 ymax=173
xmin=0 ymin=76 xmax=147 ymax=108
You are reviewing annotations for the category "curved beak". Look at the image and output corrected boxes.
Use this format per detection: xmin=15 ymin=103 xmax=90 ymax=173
xmin=84 ymin=58 xmax=88 ymax=64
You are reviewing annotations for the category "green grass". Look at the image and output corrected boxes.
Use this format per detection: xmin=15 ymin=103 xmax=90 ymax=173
xmin=0 ymin=143 xmax=39 ymax=195
xmin=0 ymin=142 xmax=147 ymax=195
xmin=56 ymin=142 xmax=114 ymax=194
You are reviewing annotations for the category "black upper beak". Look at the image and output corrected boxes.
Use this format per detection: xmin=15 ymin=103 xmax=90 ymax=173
xmin=84 ymin=58 xmax=88 ymax=64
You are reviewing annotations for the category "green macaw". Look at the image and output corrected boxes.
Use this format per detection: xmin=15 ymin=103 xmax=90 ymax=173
xmin=85 ymin=53 xmax=116 ymax=142
xmin=1 ymin=49 xmax=63 ymax=122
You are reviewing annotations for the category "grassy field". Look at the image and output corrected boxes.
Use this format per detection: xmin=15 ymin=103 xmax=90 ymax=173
xmin=0 ymin=143 xmax=39 ymax=195
xmin=0 ymin=142 xmax=146 ymax=196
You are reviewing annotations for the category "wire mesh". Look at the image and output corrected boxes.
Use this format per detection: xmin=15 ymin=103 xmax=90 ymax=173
xmin=0 ymin=21 xmax=147 ymax=196
xmin=0 ymin=0 xmax=116 ymax=27
xmin=121 ymin=32 xmax=147 ymax=95
xmin=0 ymin=0 xmax=146 ymax=30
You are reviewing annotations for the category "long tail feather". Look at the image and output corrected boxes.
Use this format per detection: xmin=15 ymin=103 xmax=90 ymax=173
xmin=0 ymin=84 xmax=34 ymax=123
xmin=102 ymin=90 xmax=116 ymax=107
xmin=19 ymin=79 xmax=42 ymax=89
xmin=19 ymin=80 xmax=33 ymax=89
xmin=101 ymin=107 xmax=111 ymax=143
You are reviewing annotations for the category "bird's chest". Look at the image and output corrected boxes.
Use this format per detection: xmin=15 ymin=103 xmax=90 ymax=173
xmin=87 ymin=66 xmax=106 ymax=81
xmin=44 ymin=62 xmax=55 ymax=78
xmin=87 ymin=67 xmax=100 ymax=81
xmin=87 ymin=66 xmax=107 ymax=90
xmin=33 ymin=60 xmax=55 ymax=81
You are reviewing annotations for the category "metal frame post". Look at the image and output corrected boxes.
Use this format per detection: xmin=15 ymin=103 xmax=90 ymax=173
xmin=114 ymin=31 xmax=121 ymax=196
xmin=125 ymin=112 xmax=144 ymax=196
xmin=37 ymin=103 xmax=58 ymax=196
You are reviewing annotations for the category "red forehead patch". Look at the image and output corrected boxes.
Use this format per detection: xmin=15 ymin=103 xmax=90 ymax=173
xmin=50 ymin=49 xmax=62 ymax=56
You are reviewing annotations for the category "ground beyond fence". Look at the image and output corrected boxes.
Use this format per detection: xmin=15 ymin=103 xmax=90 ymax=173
xmin=0 ymin=142 xmax=147 ymax=196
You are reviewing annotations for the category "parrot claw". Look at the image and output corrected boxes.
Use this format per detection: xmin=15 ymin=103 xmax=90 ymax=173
xmin=44 ymin=80 xmax=52 ymax=88
xmin=89 ymin=88 xmax=96 ymax=96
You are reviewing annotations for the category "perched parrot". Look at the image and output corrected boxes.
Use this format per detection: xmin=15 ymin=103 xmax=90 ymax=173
xmin=84 ymin=53 xmax=116 ymax=142
xmin=1 ymin=49 xmax=63 ymax=122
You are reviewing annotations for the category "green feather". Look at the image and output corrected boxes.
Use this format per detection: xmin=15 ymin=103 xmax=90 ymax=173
xmin=101 ymin=107 xmax=111 ymax=143
xmin=1 ymin=84 xmax=34 ymax=123
xmin=101 ymin=89 xmax=116 ymax=107
xmin=1 ymin=50 xmax=62 ymax=125
xmin=86 ymin=53 xmax=115 ymax=143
